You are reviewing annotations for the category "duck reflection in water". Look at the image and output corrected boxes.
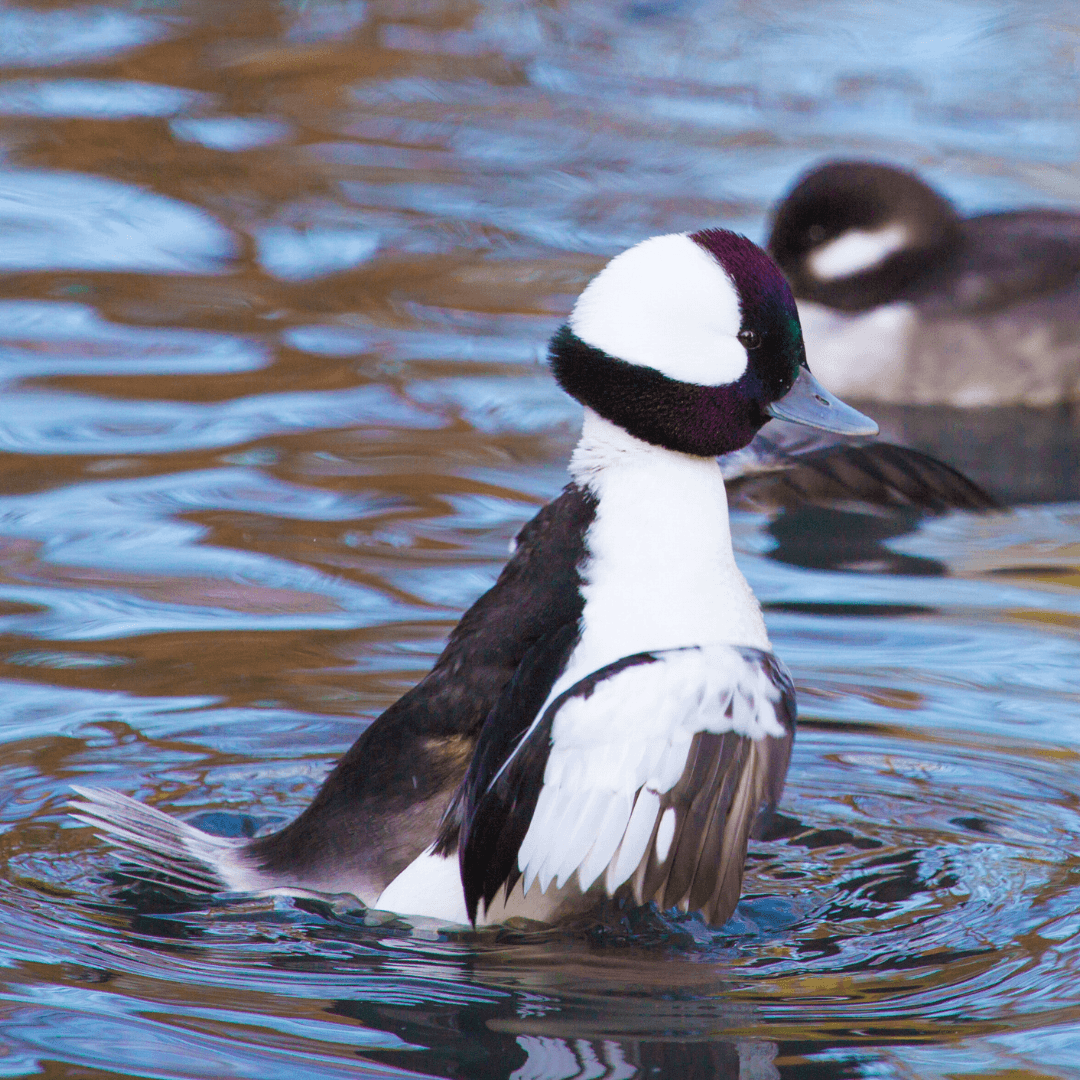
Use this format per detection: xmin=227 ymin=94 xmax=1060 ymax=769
xmin=351 ymin=1024 xmax=780 ymax=1080
xmin=320 ymin=928 xmax=783 ymax=1080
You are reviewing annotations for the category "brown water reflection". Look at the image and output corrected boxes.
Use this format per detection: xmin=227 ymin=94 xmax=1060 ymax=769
xmin=0 ymin=1 xmax=1078 ymax=1078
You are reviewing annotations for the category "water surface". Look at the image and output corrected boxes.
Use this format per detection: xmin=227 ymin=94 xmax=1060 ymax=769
xmin=0 ymin=1 xmax=1078 ymax=1077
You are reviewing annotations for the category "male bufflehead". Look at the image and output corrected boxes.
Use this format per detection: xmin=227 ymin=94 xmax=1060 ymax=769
xmin=768 ymin=160 xmax=1080 ymax=406
xmin=72 ymin=230 xmax=876 ymax=928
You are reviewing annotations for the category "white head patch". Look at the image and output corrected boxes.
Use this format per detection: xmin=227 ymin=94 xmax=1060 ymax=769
xmin=569 ymin=233 xmax=748 ymax=387
xmin=808 ymin=222 xmax=910 ymax=281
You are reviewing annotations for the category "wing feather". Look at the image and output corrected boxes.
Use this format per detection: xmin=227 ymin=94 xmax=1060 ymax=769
xmin=552 ymin=789 xmax=609 ymax=890
xmin=536 ymin=788 xmax=589 ymax=894
xmin=516 ymin=785 xmax=558 ymax=872
xmin=704 ymin=744 xmax=763 ymax=922
xmin=639 ymin=731 xmax=737 ymax=908
xmin=606 ymin=787 xmax=661 ymax=893
xmin=460 ymin=644 xmax=796 ymax=926
xmin=681 ymin=736 xmax=752 ymax=911
xmin=577 ymin=790 xmax=633 ymax=893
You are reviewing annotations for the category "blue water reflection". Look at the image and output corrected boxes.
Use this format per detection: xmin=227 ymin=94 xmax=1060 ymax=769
xmin=0 ymin=80 xmax=206 ymax=118
xmin=0 ymin=5 xmax=170 ymax=67
xmin=170 ymin=117 xmax=294 ymax=151
xmin=256 ymin=226 xmax=380 ymax=280
xmin=0 ymin=302 xmax=267 ymax=377
xmin=0 ymin=171 xmax=234 ymax=272
xmin=0 ymin=384 xmax=436 ymax=454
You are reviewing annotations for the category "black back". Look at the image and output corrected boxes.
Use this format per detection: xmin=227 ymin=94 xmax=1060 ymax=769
xmin=245 ymin=484 xmax=597 ymax=895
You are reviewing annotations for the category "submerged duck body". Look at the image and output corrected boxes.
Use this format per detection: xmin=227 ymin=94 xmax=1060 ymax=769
xmin=768 ymin=160 xmax=1080 ymax=406
xmin=72 ymin=230 xmax=876 ymax=928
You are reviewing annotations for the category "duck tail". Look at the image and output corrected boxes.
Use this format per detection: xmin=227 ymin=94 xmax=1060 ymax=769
xmin=69 ymin=785 xmax=246 ymax=894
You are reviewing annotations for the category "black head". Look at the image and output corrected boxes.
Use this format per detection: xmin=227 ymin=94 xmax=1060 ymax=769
xmin=768 ymin=160 xmax=963 ymax=311
xmin=549 ymin=230 xmax=814 ymax=457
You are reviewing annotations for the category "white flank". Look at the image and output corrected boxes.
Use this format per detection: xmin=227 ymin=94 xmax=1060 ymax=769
xmin=569 ymin=233 xmax=748 ymax=386
xmin=807 ymin=222 xmax=910 ymax=280
xmin=375 ymin=848 xmax=470 ymax=923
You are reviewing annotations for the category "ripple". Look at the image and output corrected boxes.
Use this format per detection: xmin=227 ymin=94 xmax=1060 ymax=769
xmin=0 ymin=171 xmax=234 ymax=273
xmin=0 ymin=384 xmax=438 ymax=454
xmin=0 ymin=467 xmax=437 ymax=639
xmin=0 ymin=79 xmax=208 ymax=119
xmin=0 ymin=301 xmax=268 ymax=379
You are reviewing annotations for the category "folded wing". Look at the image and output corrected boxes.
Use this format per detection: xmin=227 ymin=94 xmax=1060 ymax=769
xmin=459 ymin=644 xmax=796 ymax=926
xmin=722 ymin=420 xmax=997 ymax=513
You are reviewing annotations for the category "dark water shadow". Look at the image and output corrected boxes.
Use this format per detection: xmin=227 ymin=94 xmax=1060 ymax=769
xmin=765 ymin=507 xmax=947 ymax=575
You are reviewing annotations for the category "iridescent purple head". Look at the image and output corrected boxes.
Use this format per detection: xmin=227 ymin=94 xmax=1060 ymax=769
xmin=549 ymin=229 xmax=808 ymax=456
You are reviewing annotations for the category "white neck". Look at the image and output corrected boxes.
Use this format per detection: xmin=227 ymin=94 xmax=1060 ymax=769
xmin=559 ymin=410 xmax=770 ymax=693
xmin=568 ymin=408 xmax=685 ymax=480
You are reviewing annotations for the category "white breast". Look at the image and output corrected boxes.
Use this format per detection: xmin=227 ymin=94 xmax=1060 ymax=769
xmin=797 ymin=298 xmax=917 ymax=402
xmin=554 ymin=410 xmax=769 ymax=699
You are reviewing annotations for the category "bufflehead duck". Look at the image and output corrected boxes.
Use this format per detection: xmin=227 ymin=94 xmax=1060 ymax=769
xmin=768 ymin=160 xmax=1080 ymax=406
xmin=71 ymin=229 xmax=876 ymax=928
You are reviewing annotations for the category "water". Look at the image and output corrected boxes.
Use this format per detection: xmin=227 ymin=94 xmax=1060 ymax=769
xmin=0 ymin=0 xmax=1077 ymax=1076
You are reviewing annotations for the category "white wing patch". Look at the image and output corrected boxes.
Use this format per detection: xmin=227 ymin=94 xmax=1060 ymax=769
xmin=515 ymin=644 xmax=789 ymax=903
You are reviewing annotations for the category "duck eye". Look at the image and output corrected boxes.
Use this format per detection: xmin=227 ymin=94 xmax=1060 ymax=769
xmin=737 ymin=328 xmax=761 ymax=349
